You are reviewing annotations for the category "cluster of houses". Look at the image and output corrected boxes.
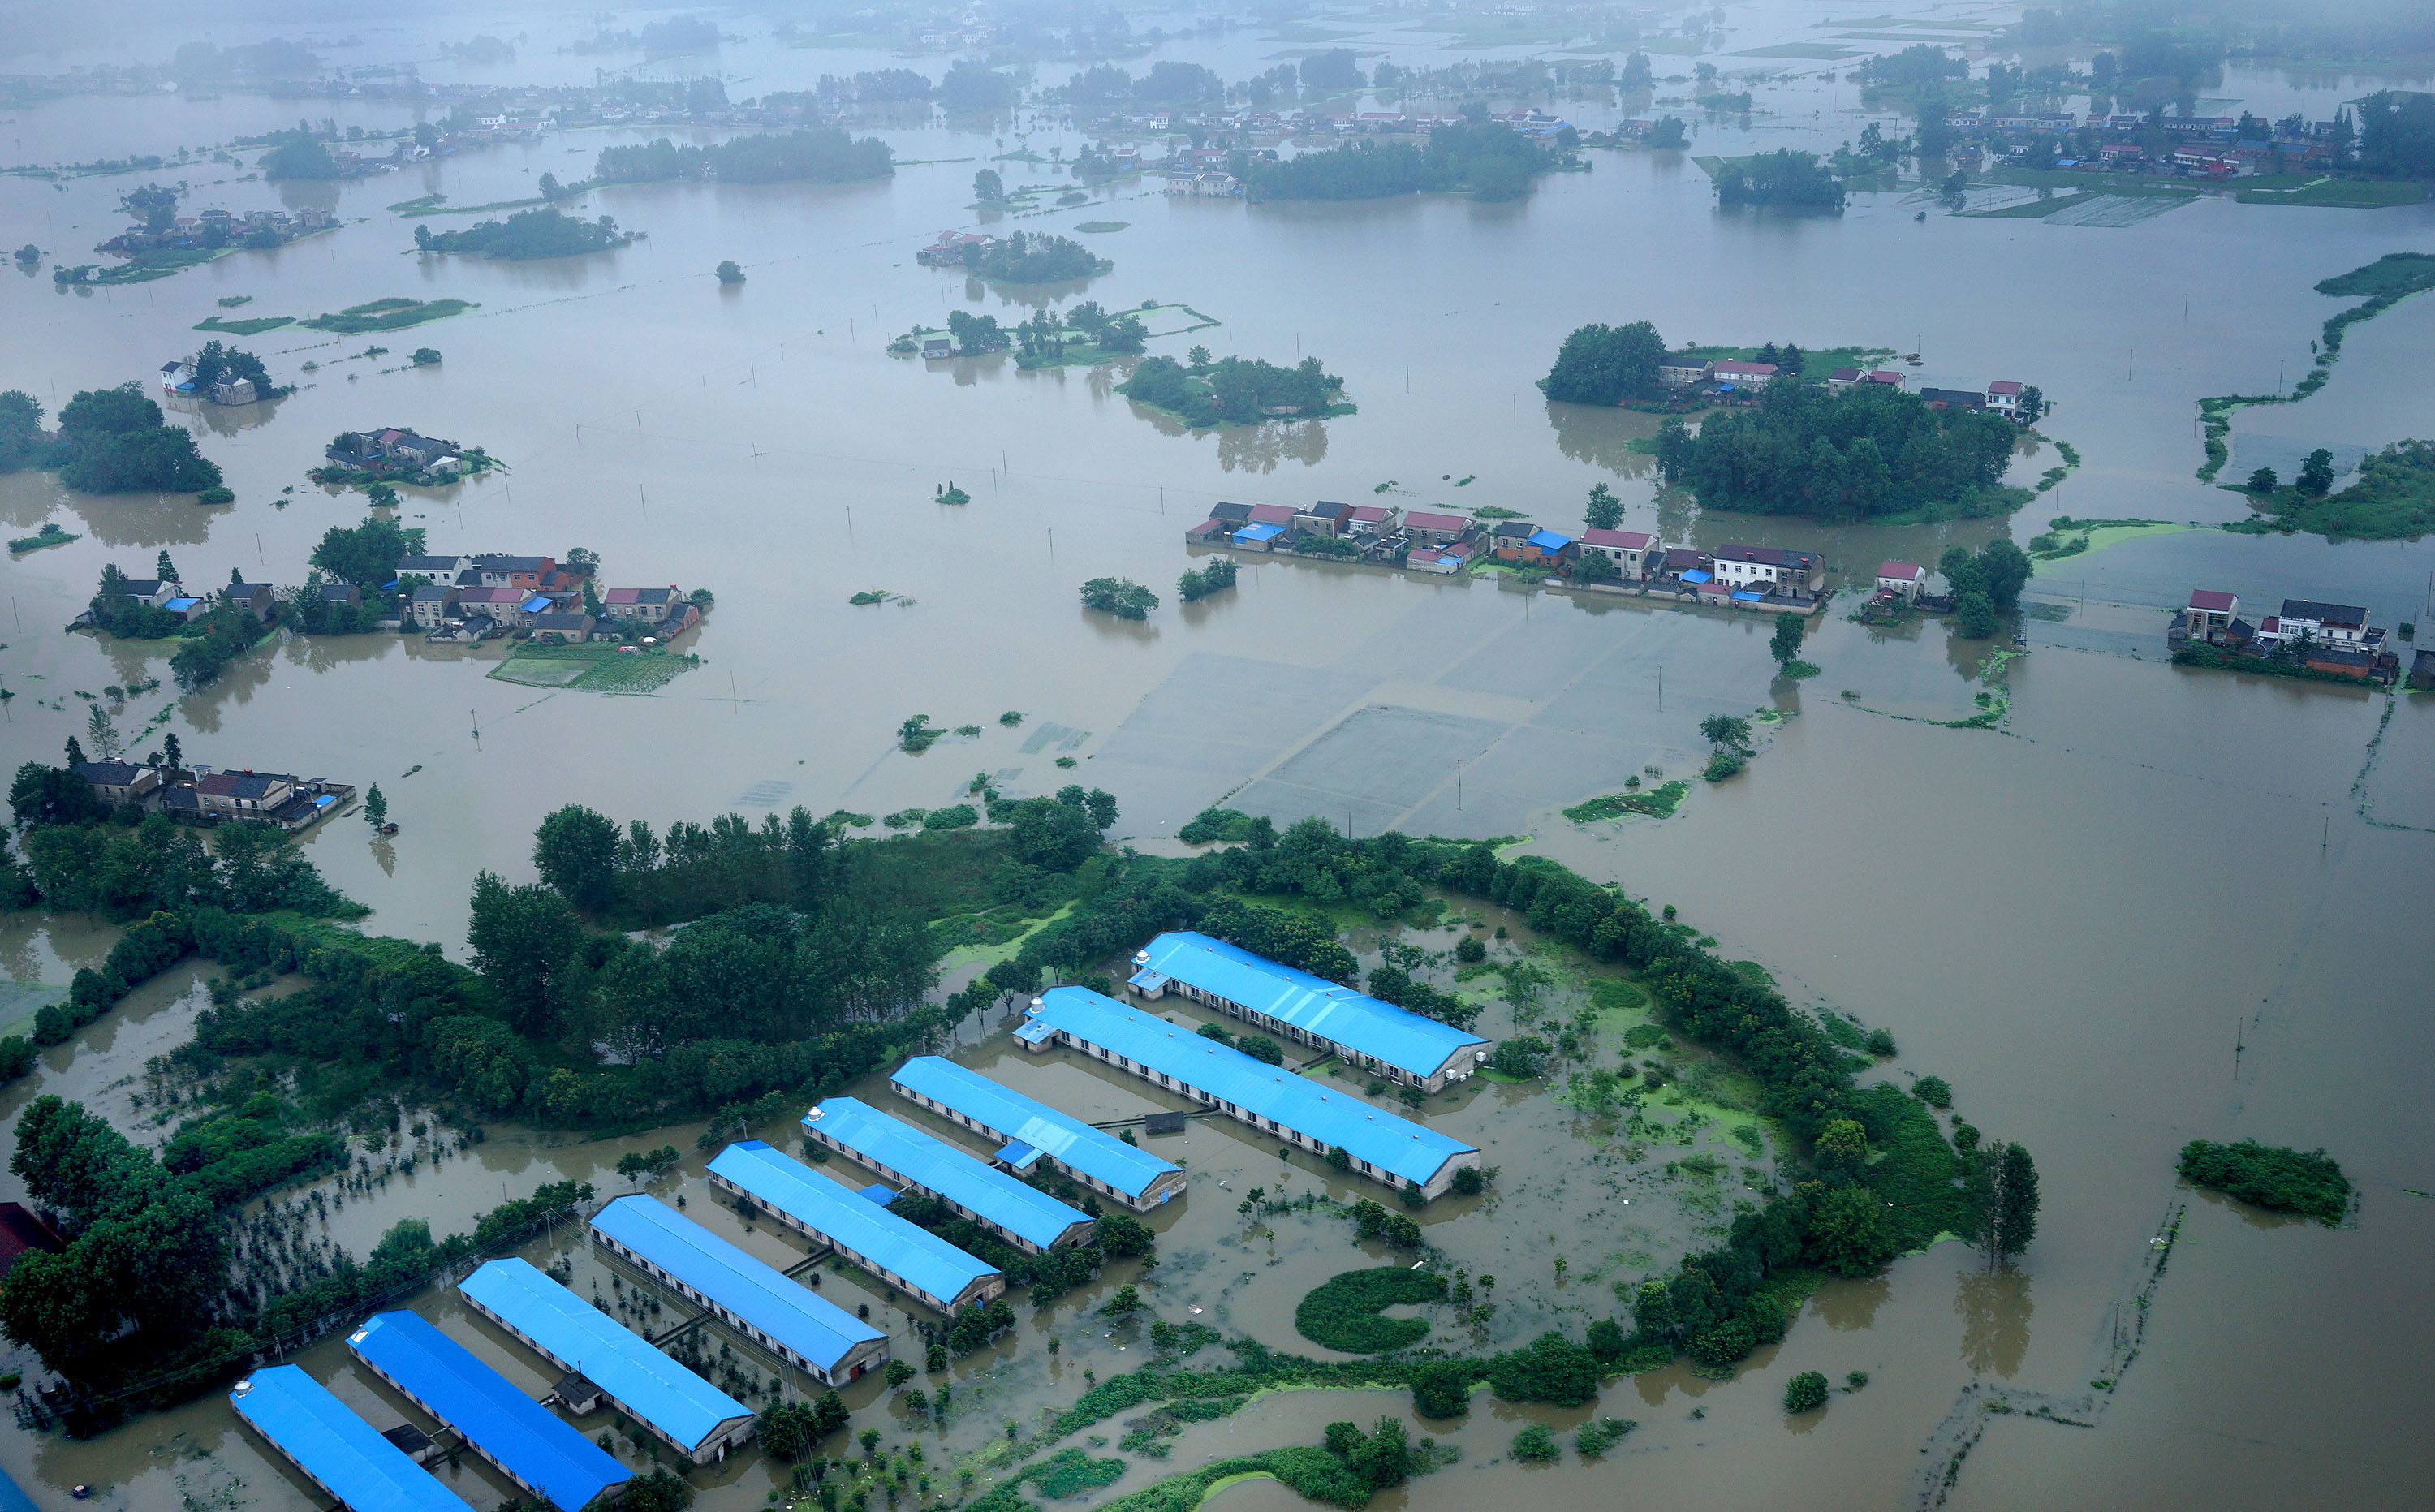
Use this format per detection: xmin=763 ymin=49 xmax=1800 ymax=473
xmin=103 ymin=205 xmax=334 ymax=257
xmin=1654 ymin=353 xmax=2035 ymax=418
xmin=157 ymin=358 xmax=262 ymax=407
xmin=1946 ymin=110 xmax=2347 ymax=179
xmin=324 ymin=428 xmax=472 ymax=484
xmin=72 ymin=759 xmax=355 ymax=831
xmin=78 ymin=572 xmax=283 ymax=628
xmin=1184 ymin=501 xmax=1829 ymax=610
xmin=394 ymin=551 xmax=699 ymax=645
xmin=1087 ymin=106 xmax=1564 ymax=140
xmin=2170 ymin=588 xmax=2408 ymax=684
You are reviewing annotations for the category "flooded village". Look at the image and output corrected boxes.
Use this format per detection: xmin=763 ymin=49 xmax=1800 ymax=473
xmin=3 ymin=3 xmax=2435 ymax=1512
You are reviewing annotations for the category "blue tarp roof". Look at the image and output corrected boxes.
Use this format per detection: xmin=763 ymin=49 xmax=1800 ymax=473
xmin=855 ymin=1182 xmax=899 ymax=1205
xmin=230 ymin=1366 xmax=475 ymax=1512
xmin=891 ymin=1055 xmax=1179 ymax=1203
xmin=1233 ymin=523 xmax=1285 ymax=542
xmin=349 ymin=1312 xmax=630 ymax=1512
xmin=1679 ymin=570 xmax=1713 ymax=584
xmin=1131 ymin=932 xmax=1488 ymax=1080
xmin=1731 ymin=590 xmax=1765 ymax=601
xmin=459 ymin=1259 xmax=750 ymax=1454
xmin=1022 ymin=988 xmax=1477 ymax=1187
xmin=706 ymin=1142 xmax=998 ymax=1307
xmin=589 ymin=1196 xmax=884 ymax=1372
xmin=1526 ymin=529 xmax=1574 ymax=552
xmin=0 ymin=1467 xmax=37 ymax=1512
xmin=802 ymin=1100 xmax=1093 ymax=1251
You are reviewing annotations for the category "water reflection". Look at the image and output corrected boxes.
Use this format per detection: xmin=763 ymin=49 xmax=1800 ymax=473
xmin=1954 ymin=1266 xmax=2032 ymax=1378
xmin=1543 ymin=400 xmax=1659 ymax=479
xmin=1079 ymin=606 xmax=1159 ymax=645
xmin=58 ymin=490 xmax=217 ymax=548
xmin=1813 ymin=1273 xmax=1891 ymax=1331
xmin=166 ymin=391 xmax=285 ymax=437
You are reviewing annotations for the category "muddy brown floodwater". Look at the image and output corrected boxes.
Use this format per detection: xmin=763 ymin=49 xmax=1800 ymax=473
xmin=4 ymin=0 xmax=2435 ymax=1506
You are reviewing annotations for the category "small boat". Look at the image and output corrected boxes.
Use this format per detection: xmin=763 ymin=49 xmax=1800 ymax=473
xmin=379 ymin=823 xmax=400 ymax=836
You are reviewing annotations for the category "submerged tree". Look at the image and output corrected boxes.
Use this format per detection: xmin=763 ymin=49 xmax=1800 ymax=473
xmin=1966 ymin=1140 xmax=2040 ymax=1269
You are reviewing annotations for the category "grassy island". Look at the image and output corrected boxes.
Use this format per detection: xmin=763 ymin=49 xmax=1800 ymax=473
xmin=592 ymin=128 xmax=893 ymax=185
xmin=1117 ymin=353 xmax=1352 ymax=429
xmin=2178 ymin=1139 xmax=2350 ymax=1223
xmin=965 ymin=230 xmax=1110 ymax=285
xmin=415 ymin=209 xmax=634 ymax=260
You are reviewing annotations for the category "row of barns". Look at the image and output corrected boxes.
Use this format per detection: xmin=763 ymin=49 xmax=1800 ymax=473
xmin=229 ymin=937 xmax=1492 ymax=1507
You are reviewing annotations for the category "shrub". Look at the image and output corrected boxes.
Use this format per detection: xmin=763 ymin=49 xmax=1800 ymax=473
xmin=1295 ymin=1268 xmax=1446 ymax=1353
xmin=2177 ymin=1139 xmax=2350 ymax=1224
xmin=1449 ymin=1165 xmax=1485 ymax=1195
xmin=196 ymin=486 xmax=235 ymax=505
xmin=1911 ymin=1075 xmax=1952 ymax=1108
xmin=1486 ymin=1331 xmax=1599 ymax=1406
xmin=1703 ymin=751 xmax=1746 ymax=782
xmin=1509 ymin=1423 xmax=1559 ymax=1462
xmin=1574 ymin=1418 xmax=1635 ymax=1455
xmin=1455 ymin=934 xmax=1486 ymax=963
xmin=1408 ymin=1361 xmax=1472 ymax=1419
xmin=1784 ymin=1371 xmax=1829 ymax=1413
xmin=1864 ymin=1027 xmax=1897 ymax=1057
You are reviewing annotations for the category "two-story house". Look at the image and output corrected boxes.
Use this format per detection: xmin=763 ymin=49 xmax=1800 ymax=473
xmin=1402 ymin=510 xmax=1469 ymax=548
xmin=1876 ymin=561 xmax=1927 ymax=603
xmin=601 ymin=587 xmax=687 ymax=623
xmin=1709 ymin=360 xmax=1779 ymax=388
xmin=1293 ymin=502 xmax=1354 ymax=536
xmin=2183 ymin=589 xmax=2239 ymax=644
xmin=403 ymin=584 xmax=460 ymax=629
xmin=75 ymin=760 xmax=162 ymax=805
xmin=1657 ymin=352 xmax=1713 ymax=388
xmin=196 ymin=769 xmax=295 ymax=818
xmin=1578 ymin=528 xmax=1655 ymax=579
xmin=469 ymin=555 xmax=556 ymax=593
xmin=1713 ymin=544 xmax=1825 ymax=597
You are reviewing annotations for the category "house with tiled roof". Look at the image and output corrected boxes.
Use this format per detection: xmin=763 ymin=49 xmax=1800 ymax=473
xmin=1579 ymin=528 xmax=1655 ymax=578
xmin=602 ymin=587 xmax=687 ymax=623
xmin=1876 ymin=561 xmax=1926 ymax=602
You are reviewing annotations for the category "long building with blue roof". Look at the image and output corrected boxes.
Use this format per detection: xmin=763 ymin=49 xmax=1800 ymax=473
xmin=1128 ymin=932 xmax=1489 ymax=1092
xmin=890 ymin=1056 xmax=1186 ymax=1213
xmin=348 ymin=1312 xmax=631 ymax=1512
xmin=230 ymin=1365 xmax=476 ymax=1512
xmin=588 ymin=1196 xmax=890 ymax=1388
xmin=459 ymin=1258 xmax=756 ymax=1466
xmin=799 ymin=1098 xmax=1097 ymax=1255
xmin=1018 ymin=987 xmax=1480 ymax=1199
xmin=706 ymin=1141 xmax=1003 ymax=1314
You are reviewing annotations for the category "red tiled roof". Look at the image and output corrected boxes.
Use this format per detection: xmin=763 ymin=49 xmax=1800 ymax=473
xmin=1581 ymin=528 xmax=1654 ymax=550
xmin=2188 ymin=588 xmax=2236 ymax=612
xmin=1403 ymin=510 xmax=1467 ymax=532
xmin=1711 ymin=360 xmax=1779 ymax=377
xmin=1350 ymin=506 xmax=1392 ymax=522
xmin=1877 ymin=561 xmax=1924 ymax=580
xmin=1247 ymin=503 xmax=1296 ymax=525
xmin=1987 ymin=380 xmax=2025 ymax=395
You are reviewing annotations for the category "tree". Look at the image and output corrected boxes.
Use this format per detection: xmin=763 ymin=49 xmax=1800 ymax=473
xmin=1953 ymin=590 xmax=1999 ymax=639
xmin=121 ymin=183 xmax=179 ymax=231
xmin=84 ymin=704 xmax=120 ymax=762
xmin=1648 ymin=115 xmax=1688 ymax=149
xmin=1814 ymin=1118 xmax=1869 ymax=1177
xmin=10 ymin=764 xmax=106 ymax=826
xmin=162 ymin=733 xmax=183 ymax=774
xmin=1769 ymin=612 xmax=1804 ymax=666
xmin=2015 ymin=384 xmax=2045 ymax=422
xmin=1584 ymin=482 xmax=1623 ymax=531
xmin=715 ymin=260 xmax=745 ymax=284
xmin=1784 ymin=1371 xmax=1830 ymax=1413
xmin=1187 ymin=345 xmax=1211 ymax=365
xmin=973 ymin=168 xmax=1004 ymax=202
xmin=533 ymin=804 xmax=620 ymax=911
xmin=1544 ymin=321 xmax=1668 ymax=406
xmin=2248 ymin=467 xmax=2278 ymax=493
xmin=1079 ymin=577 xmax=1158 ymax=620
xmin=2296 ymin=447 xmax=2335 ymax=496
xmin=311 ymin=514 xmax=424 ymax=587
xmin=1699 ymin=714 xmax=1753 ymax=754
xmin=1622 ymin=51 xmax=1653 ymax=90
xmin=1804 ymin=1183 xmax=1895 ymax=1275
xmin=1967 ymin=1141 xmax=2040 ymax=1269
xmin=467 ymin=872 xmax=583 ymax=1036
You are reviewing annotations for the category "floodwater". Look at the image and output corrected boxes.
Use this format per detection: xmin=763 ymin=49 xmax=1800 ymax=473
xmin=3 ymin=0 xmax=2435 ymax=1506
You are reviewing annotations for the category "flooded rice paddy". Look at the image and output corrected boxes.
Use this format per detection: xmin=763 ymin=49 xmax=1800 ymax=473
xmin=4 ymin=1 xmax=2435 ymax=1507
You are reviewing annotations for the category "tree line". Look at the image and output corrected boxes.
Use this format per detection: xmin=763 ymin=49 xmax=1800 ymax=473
xmin=592 ymin=128 xmax=894 ymax=185
xmin=0 ymin=383 xmax=222 ymax=494
xmin=1239 ymin=120 xmax=1562 ymax=203
xmin=1655 ymin=379 xmax=2022 ymax=520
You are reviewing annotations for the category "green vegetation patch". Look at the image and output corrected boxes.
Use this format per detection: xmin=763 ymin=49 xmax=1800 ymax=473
xmin=1562 ymin=781 xmax=1689 ymax=823
xmin=2234 ymin=438 xmax=2435 ymax=540
xmin=301 ymin=298 xmax=477 ymax=334
xmin=1073 ymin=221 xmax=1129 ymax=233
xmin=2236 ymin=177 xmax=2421 ymax=209
xmin=193 ymin=315 xmax=296 ymax=335
xmin=1853 ymin=1083 xmax=1971 ymax=1249
xmin=1179 ymin=807 xmax=1256 ymax=845
xmin=1963 ymin=191 xmax=2102 ymax=218
xmin=487 ymin=644 xmax=701 ymax=694
xmin=1023 ymin=1449 xmax=1128 ymax=1499
xmin=2179 ymin=1139 xmax=2350 ymax=1223
xmin=8 ymin=523 xmax=78 ymax=554
xmin=1294 ymin=1267 xmax=1447 ymax=1354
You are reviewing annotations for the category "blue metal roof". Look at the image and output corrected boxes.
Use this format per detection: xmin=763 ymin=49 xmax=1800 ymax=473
xmin=1022 ymin=988 xmax=1477 ymax=1187
xmin=890 ymin=1055 xmax=1180 ymax=1202
xmin=1131 ymin=932 xmax=1487 ymax=1080
xmin=458 ymin=1259 xmax=750 ymax=1454
xmin=229 ymin=1366 xmax=475 ymax=1512
xmin=588 ymin=1196 xmax=884 ymax=1372
xmin=0 ymin=1467 xmax=37 ymax=1512
xmin=705 ymin=1142 xmax=999 ymax=1307
xmin=801 ymin=1099 xmax=1093 ymax=1251
xmin=1233 ymin=523 xmax=1284 ymax=542
xmin=1526 ymin=529 xmax=1574 ymax=552
xmin=349 ymin=1312 xmax=631 ymax=1512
